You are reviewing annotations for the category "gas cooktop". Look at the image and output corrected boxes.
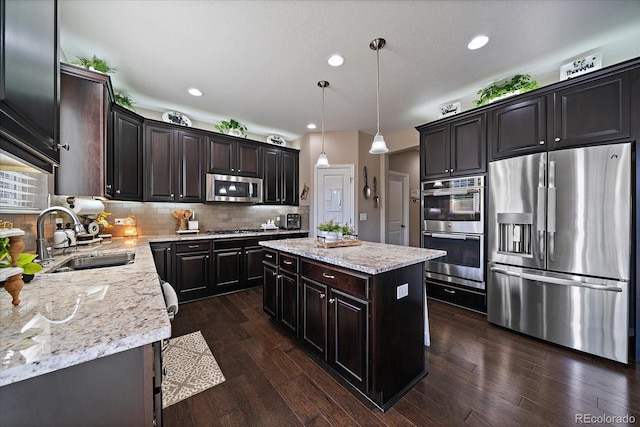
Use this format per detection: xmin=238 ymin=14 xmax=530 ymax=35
xmin=205 ymin=229 xmax=265 ymax=235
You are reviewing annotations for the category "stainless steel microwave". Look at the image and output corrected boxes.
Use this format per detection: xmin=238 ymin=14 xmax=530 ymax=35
xmin=206 ymin=174 xmax=263 ymax=203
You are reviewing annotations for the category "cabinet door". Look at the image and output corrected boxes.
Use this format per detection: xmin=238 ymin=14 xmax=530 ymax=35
xmin=262 ymin=148 xmax=280 ymax=204
xmin=175 ymin=252 xmax=210 ymax=302
xmin=281 ymin=150 xmax=299 ymax=205
xmin=207 ymin=137 xmax=235 ymax=174
xmin=57 ymin=66 xmax=109 ymax=197
xmin=279 ymin=271 xmax=299 ymax=336
xmin=329 ymin=288 xmax=368 ymax=392
xmin=490 ymin=96 xmax=547 ymax=160
xmin=553 ymin=74 xmax=630 ymax=149
xmin=150 ymin=242 xmax=173 ymax=284
xmin=420 ymin=125 xmax=450 ymax=180
xmin=450 ymin=114 xmax=486 ymax=176
xmin=236 ymin=141 xmax=261 ymax=177
xmin=244 ymin=246 xmax=264 ymax=287
xmin=213 ymin=248 xmax=242 ymax=291
xmin=111 ymin=107 xmax=143 ymax=200
xmin=177 ymin=130 xmax=205 ymax=202
xmin=144 ymin=125 xmax=176 ymax=201
xmin=301 ymin=278 xmax=327 ymax=357
xmin=263 ymin=263 xmax=277 ymax=318
xmin=1 ymin=0 xmax=59 ymax=165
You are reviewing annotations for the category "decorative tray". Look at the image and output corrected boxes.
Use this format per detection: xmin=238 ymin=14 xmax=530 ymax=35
xmin=315 ymin=236 xmax=362 ymax=248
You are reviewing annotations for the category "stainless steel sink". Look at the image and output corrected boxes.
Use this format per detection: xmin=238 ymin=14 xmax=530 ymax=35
xmin=50 ymin=252 xmax=135 ymax=273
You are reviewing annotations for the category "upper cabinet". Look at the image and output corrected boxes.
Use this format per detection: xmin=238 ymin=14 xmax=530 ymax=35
xmin=552 ymin=73 xmax=630 ymax=149
xmin=263 ymin=147 xmax=299 ymax=205
xmin=143 ymin=123 xmax=206 ymax=202
xmin=489 ymin=95 xmax=547 ymax=160
xmin=419 ymin=113 xmax=486 ymax=180
xmin=207 ymin=136 xmax=261 ymax=177
xmin=0 ymin=0 xmax=59 ymax=169
xmin=108 ymin=105 xmax=143 ymax=201
xmin=56 ymin=63 xmax=112 ymax=196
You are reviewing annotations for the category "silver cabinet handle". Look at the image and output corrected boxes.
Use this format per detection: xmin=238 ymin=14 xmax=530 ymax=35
xmin=329 ymin=298 xmax=336 ymax=303
xmin=57 ymin=143 xmax=70 ymax=151
xmin=265 ymin=254 xmax=273 ymax=259
xmin=167 ymin=248 xmax=171 ymax=251
xmin=205 ymin=255 xmax=209 ymax=259
xmin=283 ymin=260 xmax=293 ymax=265
xmin=188 ymin=245 xmax=200 ymax=249
xmin=445 ymin=169 xmax=449 ymax=172
xmin=276 ymin=274 xmax=282 ymax=279
xmin=555 ymin=137 xmax=560 ymax=142
xmin=272 ymin=271 xmax=277 ymax=276
xmin=322 ymin=273 xmax=335 ymax=279
xmin=450 ymin=169 xmax=454 ymax=172
xmin=539 ymin=140 xmax=545 ymax=145
xmin=170 ymin=193 xmax=174 ymax=197
xmin=443 ymin=288 xmax=456 ymax=294
xmin=106 ymin=184 xmax=113 ymax=190
xmin=319 ymin=293 xmax=325 ymax=299
xmin=116 ymin=189 xmax=121 ymax=194
xmin=237 ymin=252 xmax=242 ymax=256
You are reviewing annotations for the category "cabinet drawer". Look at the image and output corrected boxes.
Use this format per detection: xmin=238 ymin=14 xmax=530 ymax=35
xmin=301 ymin=260 xmax=368 ymax=299
xmin=263 ymin=248 xmax=278 ymax=264
xmin=426 ymin=281 xmax=486 ymax=314
xmin=279 ymin=253 xmax=298 ymax=274
xmin=175 ymin=241 xmax=211 ymax=253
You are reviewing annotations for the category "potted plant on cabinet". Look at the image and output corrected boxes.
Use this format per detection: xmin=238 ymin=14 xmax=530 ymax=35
xmin=71 ymin=55 xmax=117 ymax=74
xmin=214 ymin=119 xmax=248 ymax=138
xmin=473 ymin=74 xmax=539 ymax=107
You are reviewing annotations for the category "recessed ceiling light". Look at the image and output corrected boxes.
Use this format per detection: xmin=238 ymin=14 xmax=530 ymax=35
xmin=327 ymin=54 xmax=345 ymax=67
xmin=188 ymin=88 xmax=203 ymax=96
xmin=467 ymin=35 xmax=489 ymax=50
xmin=307 ymin=123 xmax=317 ymax=129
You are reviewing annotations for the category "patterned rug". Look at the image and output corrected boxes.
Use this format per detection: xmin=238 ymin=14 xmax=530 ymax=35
xmin=162 ymin=331 xmax=226 ymax=408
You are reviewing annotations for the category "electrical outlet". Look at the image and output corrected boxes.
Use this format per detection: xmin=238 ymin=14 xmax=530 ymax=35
xmin=114 ymin=218 xmax=125 ymax=225
xmin=396 ymin=283 xmax=409 ymax=299
xmin=276 ymin=216 xmax=280 ymax=221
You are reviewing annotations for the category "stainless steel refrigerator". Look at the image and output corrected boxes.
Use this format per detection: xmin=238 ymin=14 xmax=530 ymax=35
xmin=487 ymin=142 xmax=632 ymax=363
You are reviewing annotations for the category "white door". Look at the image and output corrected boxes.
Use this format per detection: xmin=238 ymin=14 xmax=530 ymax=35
xmin=315 ymin=165 xmax=355 ymax=233
xmin=386 ymin=171 xmax=409 ymax=245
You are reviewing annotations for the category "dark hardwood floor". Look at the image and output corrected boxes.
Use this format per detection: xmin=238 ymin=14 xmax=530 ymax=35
xmin=164 ymin=287 xmax=639 ymax=426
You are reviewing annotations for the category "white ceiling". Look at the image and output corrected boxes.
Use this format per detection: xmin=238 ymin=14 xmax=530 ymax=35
xmin=59 ymin=0 xmax=640 ymax=142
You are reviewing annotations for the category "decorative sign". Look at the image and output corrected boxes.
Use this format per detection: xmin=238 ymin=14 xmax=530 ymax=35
xmin=266 ymin=134 xmax=286 ymax=146
xmin=560 ymin=53 xmax=602 ymax=80
xmin=439 ymin=101 xmax=461 ymax=118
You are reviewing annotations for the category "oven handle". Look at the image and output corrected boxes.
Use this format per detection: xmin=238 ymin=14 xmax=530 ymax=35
xmin=422 ymin=188 xmax=482 ymax=196
xmin=424 ymin=232 xmax=481 ymax=241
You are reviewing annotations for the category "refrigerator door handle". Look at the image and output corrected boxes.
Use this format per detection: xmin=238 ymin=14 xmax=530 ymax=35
xmin=489 ymin=266 xmax=521 ymax=278
xmin=520 ymin=272 xmax=623 ymax=292
xmin=536 ymin=154 xmax=546 ymax=260
xmin=547 ymin=160 xmax=556 ymax=261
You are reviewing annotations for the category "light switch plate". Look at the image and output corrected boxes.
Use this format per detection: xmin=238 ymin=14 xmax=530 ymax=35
xmin=359 ymin=213 xmax=367 ymax=221
xmin=396 ymin=283 xmax=408 ymax=299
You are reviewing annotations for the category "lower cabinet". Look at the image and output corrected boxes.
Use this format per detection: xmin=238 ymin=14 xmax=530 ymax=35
xmin=213 ymin=239 xmax=266 ymax=294
xmin=175 ymin=241 xmax=212 ymax=302
xmin=264 ymin=254 xmax=425 ymax=411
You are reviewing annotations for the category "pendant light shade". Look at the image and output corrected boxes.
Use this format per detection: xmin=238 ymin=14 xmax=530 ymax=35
xmin=369 ymin=38 xmax=388 ymax=154
xmin=316 ymin=80 xmax=330 ymax=168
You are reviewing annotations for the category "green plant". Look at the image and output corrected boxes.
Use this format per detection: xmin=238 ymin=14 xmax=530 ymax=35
xmin=114 ymin=91 xmax=135 ymax=111
xmin=316 ymin=219 xmax=342 ymax=233
xmin=0 ymin=237 xmax=43 ymax=275
xmin=72 ymin=55 xmax=117 ymax=74
xmin=473 ymin=74 xmax=538 ymax=107
xmin=214 ymin=119 xmax=248 ymax=137
xmin=340 ymin=224 xmax=355 ymax=236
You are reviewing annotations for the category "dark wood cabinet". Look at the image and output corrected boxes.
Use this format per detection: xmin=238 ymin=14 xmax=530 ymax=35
xmin=279 ymin=271 xmax=299 ymax=336
xmin=212 ymin=246 xmax=242 ymax=290
xmin=57 ymin=63 xmax=113 ymax=196
xmin=263 ymin=147 xmax=299 ymax=205
xmin=109 ymin=105 xmax=143 ymax=200
xmin=552 ymin=73 xmax=630 ymax=149
xmin=150 ymin=242 xmax=173 ymax=284
xmin=489 ymin=95 xmax=547 ymax=160
xmin=263 ymin=259 xmax=278 ymax=318
xmin=301 ymin=279 xmax=327 ymax=357
xmin=213 ymin=239 xmax=265 ymax=294
xmin=175 ymin=241 xmax=211 ymax=302
xmin=207 ymin=137 xmax=261 ymax=177
xmin=0 ymin=0 xmax=59 ymax=169
xmin=144 ymin=123 xmax=205 ymax=202
xmin=419 ymin=113 xmax=486 ymax=180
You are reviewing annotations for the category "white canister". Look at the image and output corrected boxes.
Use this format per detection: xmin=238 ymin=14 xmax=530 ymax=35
xmin=53 ymin=230 xmax=69 ymax=248
xmin=65 ymin=228 xmax=76 ymax=247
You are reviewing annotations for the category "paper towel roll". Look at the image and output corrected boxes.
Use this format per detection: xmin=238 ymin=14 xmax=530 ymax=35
xmin=162 ymin=281 xmax=179 ymax=317
xmin=69 ymin=198 xmax=105 ymax=215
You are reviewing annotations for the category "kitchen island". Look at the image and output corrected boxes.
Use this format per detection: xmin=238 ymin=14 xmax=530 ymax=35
xmin=259 ymin=237 xmax=445 ymax=411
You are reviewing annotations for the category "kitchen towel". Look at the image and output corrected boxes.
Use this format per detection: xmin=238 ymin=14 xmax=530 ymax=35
xmin=69 ymin=198 xmax=105 ymax=215
xmin=162 ymin=281 xmax=179 ymax=318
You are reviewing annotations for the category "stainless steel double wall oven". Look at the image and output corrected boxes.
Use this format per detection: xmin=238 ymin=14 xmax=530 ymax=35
xmin=421 ymin=176 xmax=486 ymax=312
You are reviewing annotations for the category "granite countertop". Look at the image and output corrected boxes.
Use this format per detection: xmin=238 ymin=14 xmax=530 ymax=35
xmin=0 ymin=229 xmax=309 ymax=387
xmin=259 ymin=237 xmax=446 ymax=275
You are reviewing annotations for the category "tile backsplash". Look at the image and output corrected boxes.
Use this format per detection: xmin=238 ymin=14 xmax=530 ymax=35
xmin=2 ymin=202 xmax=309 ymax=253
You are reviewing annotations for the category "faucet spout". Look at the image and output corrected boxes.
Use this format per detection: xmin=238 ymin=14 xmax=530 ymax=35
xmin=36 ymin=206 xmax=84 ymax=261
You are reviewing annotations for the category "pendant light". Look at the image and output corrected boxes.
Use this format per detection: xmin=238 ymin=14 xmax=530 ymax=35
xmin=316 ymin=80 xmax=330 ymax=168
xmin=369 ymin=38 xmax=389 ymax=154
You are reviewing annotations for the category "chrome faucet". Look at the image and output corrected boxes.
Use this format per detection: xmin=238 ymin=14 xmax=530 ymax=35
xmin=36 ymin=206 xmax=85 ymax=261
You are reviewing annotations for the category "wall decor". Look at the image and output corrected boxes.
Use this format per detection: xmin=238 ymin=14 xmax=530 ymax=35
xmin=439 ymin=101 xmax=461 ymax=118
xmin=162 ymin=111 xmax=192 ymax=127
xmin=267 ymin=134 xmax=286 ymax=146
xmin=560 ymin=53 xmax=602 ymax=80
